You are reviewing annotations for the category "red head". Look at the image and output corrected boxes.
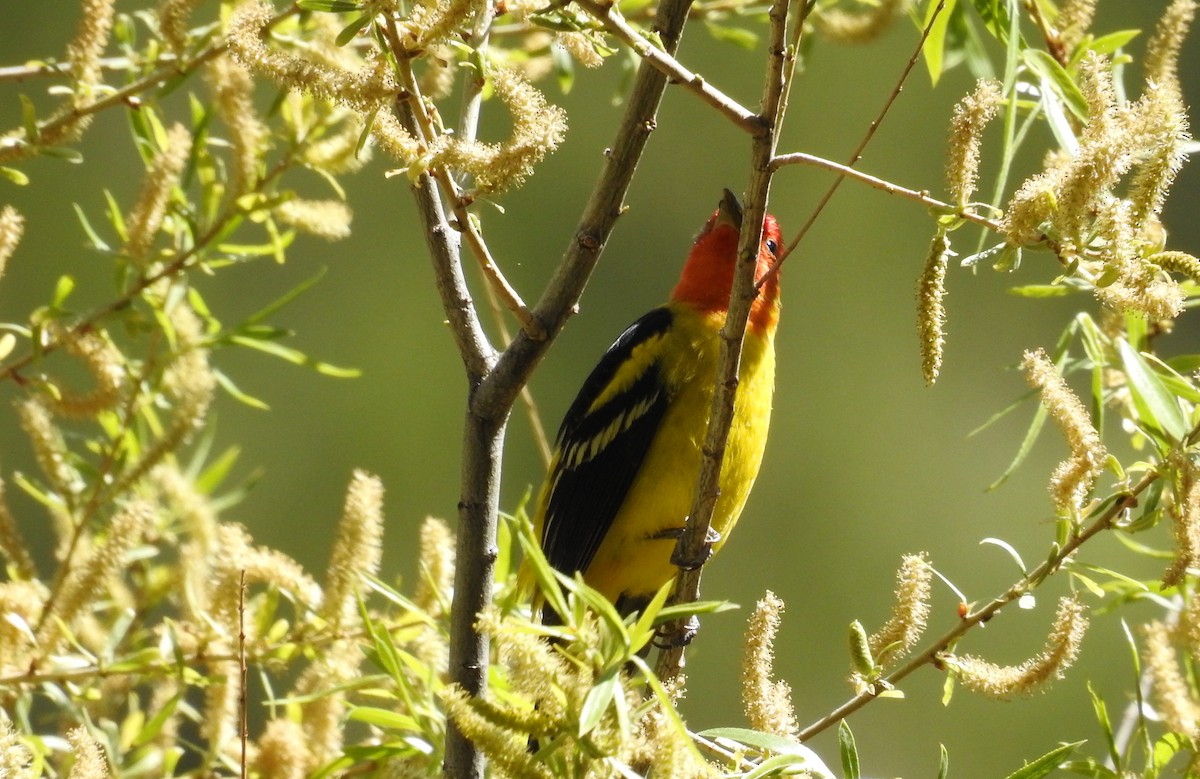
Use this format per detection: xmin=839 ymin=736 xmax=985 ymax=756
xmin=671 ymin=190 xmax=782 ymax=335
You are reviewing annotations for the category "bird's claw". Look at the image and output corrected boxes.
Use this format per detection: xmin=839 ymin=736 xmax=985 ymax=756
xmin=668 ymin=525 xmax=721 ymax=570
xmin=653 ymin=615 xmax=700 ymax=649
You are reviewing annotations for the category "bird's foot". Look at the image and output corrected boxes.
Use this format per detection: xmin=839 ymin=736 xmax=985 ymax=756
xmin=664 ymin=525 xmax=721 ymax=570
xmin=653 ymin=615 xmax=700 ymax=649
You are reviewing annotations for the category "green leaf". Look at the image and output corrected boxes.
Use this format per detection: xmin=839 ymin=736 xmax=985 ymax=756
xmin=1117 ymin=338 xmax=1189 ymax=442
xmin=212 ymin=368 xmax=270 ymax=410
xmin=704 ymin=22 xmax=759 ymax=49
xmin=51 ymin=275 xmax=75 ymax=308
xmin=0 ymin=166 xmax=30 ymax=185
xmin=980 ymin=537 xmax=1027 ymax=574
xmin=839 ymin=720 xmax=860 ymax=779
xmin=19 ymin=94 xmax=38 ymax=141
xmin=699 ymin=727 xmax=805 ymax=755
xmin=968 ymin=0 xmax=1014 ymax=41
xmin=516 ymin=529 xmax=569 ymax=621
xmin=73 ymin=203 xmax=111 ymax=251
xmin=296 ymin=0 xmax=363 ymax=10
xmin=938 ymin=744 xmax=950 ymax=779
xmin=987 ymin=398 xmax=1047 ymax=491
xmin=1084 ymin=29 xmax=1140 ymax=57
xmin=1023 ymin=49 xmax=1088 ymax=119
xmin=347 ymin=707 xmax=419 ymax=731
xmin=335 ymin=13 xmax=371 ymax=46
xmin=227 ymin=334 xmax=361 ymax=377
xmin=921 ymin=0 xmax=959 ymax=84
xmin=133 ymin=693 xmax=182 ymax=748
xmin=1087 ymin=682 xmax=1120 ymax=771
xmin=1002 ymin=741 xmax=1085 ymax=779
xmin=244 ymin=269 xmax=328 ymax=327
xmin=579 ymin=669 xmax=618 ymax=736
xmin=1008 ymin=284 xmax=1070 ymax=298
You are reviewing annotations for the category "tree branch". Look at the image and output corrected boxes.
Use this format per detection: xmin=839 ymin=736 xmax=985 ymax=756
xmin=796 ymin=472 xmax=1156 ymax=742
xmin=574 ymin=0 xmax=764 ymax=135
xmin=773 ymin=0 xmax=947 ymax=268
xmin=437 ymin=0 xmax=702 ymax=775
xmin=770 ymin=150 xmax=1003 ymax=232
xmin=655 ymin=0 xmax=790 ymax=683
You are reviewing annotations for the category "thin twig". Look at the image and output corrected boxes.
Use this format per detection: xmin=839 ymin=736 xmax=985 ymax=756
xmin=574 ymin=0 xmax=765 ymax=134
xmin=770 ymin=150 xmax=1003 ymax=232
xmin=769 ymin=0 xmax=948 ymax=280
xmin=655 ymin=0 xmax=790 ymax=683
xmin=0 ymin=8 xmax=298 ymax=164
xmin=796 ymin=473 xmax=1156 ymax=742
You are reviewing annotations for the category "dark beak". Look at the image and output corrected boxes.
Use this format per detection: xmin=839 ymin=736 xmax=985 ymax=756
xmin=715 ymin=188 xmax=743 ymax=230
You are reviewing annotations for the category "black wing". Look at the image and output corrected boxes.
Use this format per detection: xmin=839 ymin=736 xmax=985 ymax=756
xmin=541 ymin=306 xmax=674 ymax=578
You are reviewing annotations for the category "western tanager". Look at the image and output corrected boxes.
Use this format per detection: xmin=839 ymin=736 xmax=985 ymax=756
xmin=533 ymin=190 xmax=782 ymax=616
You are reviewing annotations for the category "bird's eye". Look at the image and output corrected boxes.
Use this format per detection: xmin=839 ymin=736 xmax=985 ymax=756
xmin=766 ymin=239 xmax=779 ymax=256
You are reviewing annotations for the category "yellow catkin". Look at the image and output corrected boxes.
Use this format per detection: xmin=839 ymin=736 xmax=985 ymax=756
xmin=206 ymin=55 xmax=265 ymax=192
xmin=0 ymin=580 xmax=46 ymax=674
xmin=36 ymin=501 xmax=153 ymax=653
xmin=0 ymin=720 xmax=36 ymax=779
xmin=43 ymin=325 xmax=125 ymax=418
xmin=0 ymin=476 xmax=37 ymax=579
xmin=228 ymin=2 xmax=397 ymax=110
xmin=556 ymin=32 xmax=605 ymax=68
xmin=254 ymin=719 xmax=313 ymax=779
xmin=1163 ymin=463 xmax=1200 ymax=587
xmin=0 ymin=205 xmax=24 ymax=280
xmin=868 ymin=553 xmax=933 ymax=668
xmin=741 ymin=591 xmax=799 ymax=738
xmin=434 ymin=68 xmax=567 ymax=194
xmin=1022 ymin=349 xmax=1107 ymax=512
xmin=66 ymin=0 xmax=117 ymax=94
xmin=949 ymin=597 xmax=1088 ymax=699
xmin=1144 ymin=0 xmax=1197 ymax=89
xmin=1056 ymin=0 xmax=1097 ymax=52
xmin=1126 ymin=83 xmax=1190 ymax=231
xmin=157 ymin=0 xmax=205 ymax=53
xmin=441 ymin=686 xmax=553 ymax=779
xmin=65 ymin=727 xmax=109 ymax=779
xmin=413 ymin=516 xmax=455 ymax=617
xmin=122 ymin=123 xmax=192 ymax=263
xmin=1144 ymin=620 xmax=1200 ymax=738
xmin=274 ymin=199 xmax=353 ymax=241
xmin=18 ymin=398 xmax=84 ymax=499
xmin=322 ymin=469 xmax=384 ymax=628
xmin=110 ymin=304 xmax=215 ymax=496
xmin=945 ymin=80 xmax=1002 ymax=207
xmin=404 ymin=0 xmax=485 ymax=50
xmin=917 ymin=231 xmax=951 ymax=386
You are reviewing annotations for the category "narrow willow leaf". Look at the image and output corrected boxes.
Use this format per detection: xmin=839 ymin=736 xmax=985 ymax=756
xmin=1086 ymin=682 xmax=1120 ymax=770
xmin=1008 ymin=284 xmax=1070 ymax=298
xmin=938 ymin=744 xmax=950 ymax=779
xmin=1002 ymin=741 xmax=1085 ymax=779
xmin=987 ymin=402 xmax=1047 ymax=491
xmin=839 ymin=720 xmax=861 ymax=779
xmin=1023 ymin=50 xmax=1087 ymax=118
xmin=73 ymin=203 xmax=111 ymax=251
xmin=1117 ymin=339 xmax=1189 ymax=442
xmin=1084 ymin=30 xmax=1140 ymax=57
xmin=980 ymin=538 xmax=1027 ymax=573
xmin=921 ymin=0 xmax=959 ymax=84
xmin=579 ymin=670 xmax=618 ymax=736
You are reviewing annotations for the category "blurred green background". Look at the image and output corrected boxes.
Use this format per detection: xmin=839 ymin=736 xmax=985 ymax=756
xmin=2 ymin=2 xmax=1199 ymax=776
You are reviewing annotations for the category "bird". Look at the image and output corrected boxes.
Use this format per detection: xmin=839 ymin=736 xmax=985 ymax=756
xmin=532 ymin=189 xmax=782 ymax=619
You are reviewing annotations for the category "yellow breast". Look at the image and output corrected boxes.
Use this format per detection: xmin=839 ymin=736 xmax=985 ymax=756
xmin=582 ymin=304 xmax=776 ymax=608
